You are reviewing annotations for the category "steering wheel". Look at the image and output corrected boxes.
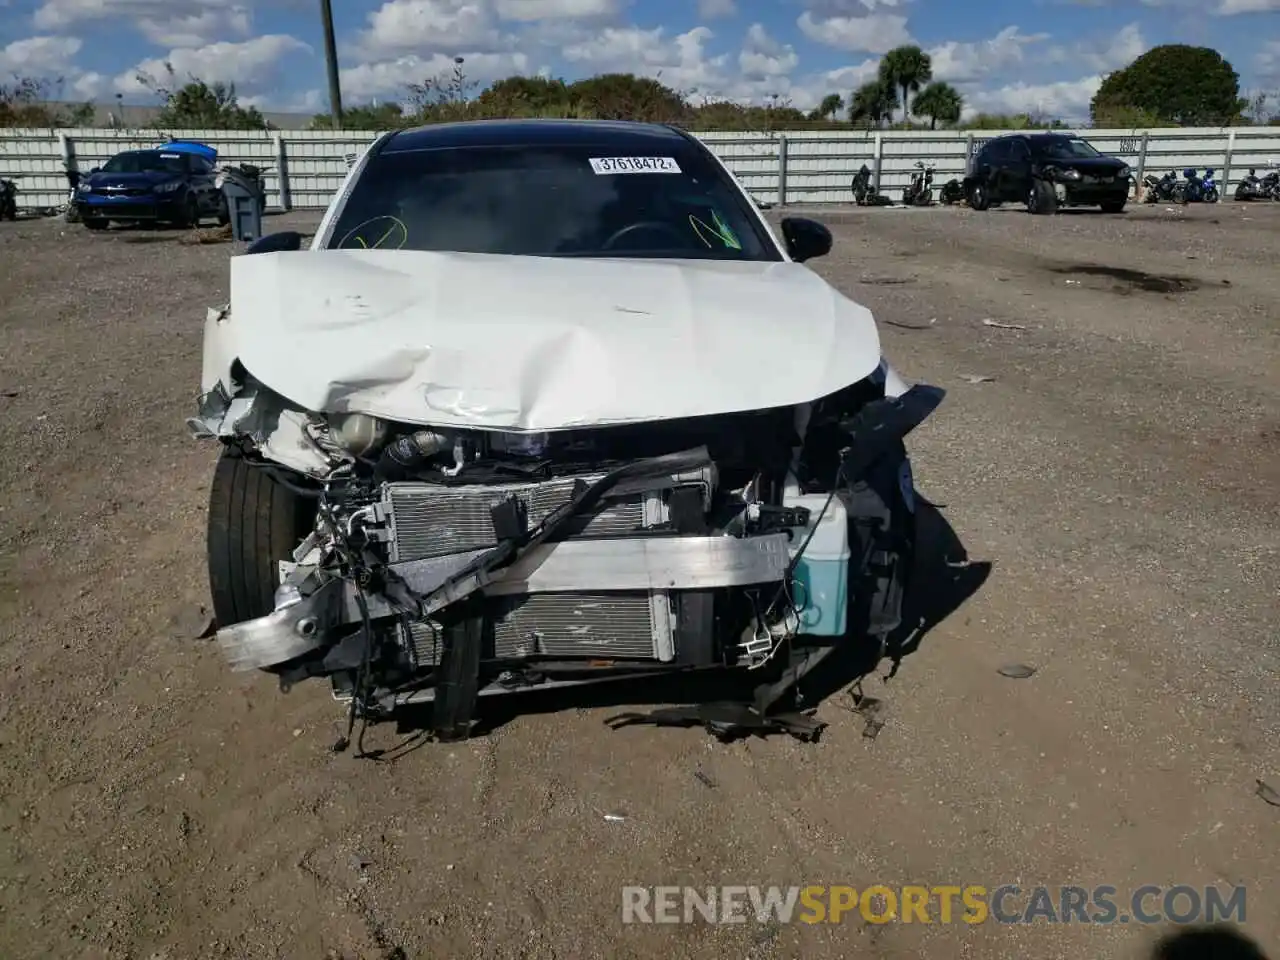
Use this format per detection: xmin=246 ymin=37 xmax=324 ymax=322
xmin=602 ymin=220 xmax=692 ymax=251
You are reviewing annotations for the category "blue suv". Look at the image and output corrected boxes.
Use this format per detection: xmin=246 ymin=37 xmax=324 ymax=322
xmin=75 ymin=141 xmax=222 ymax=230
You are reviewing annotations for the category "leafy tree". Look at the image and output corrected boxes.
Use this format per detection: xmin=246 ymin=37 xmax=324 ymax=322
xmin=911 ymin=81 xmax=963 ymax=129
xmin=1089 ymin=45 xmax=1242 ymax=126
xmin=0 ymin=76 xmax=93 ymax=127
xmin=565 ymin=73 xmax=690 ymax=122
xmin=878 ymin=45 xmax=932 ymax=124
xmin=477 ymin=75 xmax=571 ymax=114
xmin=848 ymin=78 xmax=897 ymax=129
xmin=959 ymin=112 xmax=1069 ymax=130
xmin=815 ymin=93 xmax=844 ymax=121
xmin=310 ymin=102 xmax=405 ymax=130
xmin=137 ymin=65 xmax=269 ymax=129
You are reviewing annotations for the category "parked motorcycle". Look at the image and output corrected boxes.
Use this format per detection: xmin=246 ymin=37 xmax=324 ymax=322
xmin=63 ymin=167 xmax=82 ymax=222
xmin=1200 ymin=168 xmax=1219 ymax=203
xmin=1142 ymin=170 xmax=1179 ymax=204
xmin=901 ymin=160 xmax=935 ymax=206
xmin=938 ymin=178 xmax=965 ymax=205
xmin=850 ymin=164 xmax=893 ymax=206
xmin=1259 ymin=162 xmax=1280 ymax=200
xmin=0 ymin=175 xmax=18 ymax=220
xmin=1235 ymin=168 xmax=1265 ymax=201
xmin=1178 ymin=168 xmax=1217 ymax=204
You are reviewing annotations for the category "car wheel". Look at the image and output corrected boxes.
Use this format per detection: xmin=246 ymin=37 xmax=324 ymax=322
xmin=207 ymin=446 xmax=316 ymax=627
xmin=177 ymin=195 xmax=199 ymax=228
xmin=1100 ymin=199 xmax=1126 ymax=213
xmin=83 ymin=217 xmax=108 ymax=231
xmin=1027 ymin=180 xmax=1057 ymax=215
xmin=967 ymin=181 xmax=990 ymax=211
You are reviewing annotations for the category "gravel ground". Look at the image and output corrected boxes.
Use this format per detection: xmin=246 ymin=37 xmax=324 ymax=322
xmin=0 ymin=203 xmax=1277 ymax=960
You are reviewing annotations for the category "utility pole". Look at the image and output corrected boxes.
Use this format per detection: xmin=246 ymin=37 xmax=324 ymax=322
xmin=319 ymin=0 xmax=343 ymax=128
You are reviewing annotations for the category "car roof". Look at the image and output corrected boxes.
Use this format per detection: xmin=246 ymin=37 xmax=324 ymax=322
xmin=379 ymin=118 xmax=693 ymax=155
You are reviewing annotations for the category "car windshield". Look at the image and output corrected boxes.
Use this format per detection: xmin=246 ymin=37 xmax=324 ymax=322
xmin=327 ymin=142 xmax=779 ymax=260
xmin=1037 ymin=136 xmax=1102 ymax=160
xmin=101 ymin=151 xmax=186 ymax=175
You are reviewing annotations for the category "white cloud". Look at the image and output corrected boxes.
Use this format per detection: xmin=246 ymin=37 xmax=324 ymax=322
xmin=1047 ymin=22 xmax=1145 ymax=72
xmin=341 ymin=51 xmax=530 ymax=99
xmin=821 ymin=58 xmax=882 ymax=90
xmin=0 ymin=34 xmax=82 ymax=74
xmin=738 ymin=23 xmax=798 ymax=80
xmin=115 ymin=34 xmax=310 ymax=94
xmin=697 ymin=0 xmax=737 ymax=17
xmin=137 ymin=7 xmax=252 ymax=47
xmin=72 ymin=71 xmax=105 ymax=97
xmin=929 ymin=26 xmax=1049 ymax=84
xmin=495 ymin=0 xmax=620 ymax=19
xmin=796 ymin=11 xmax=912 ymax=55
xmin=1214 ymin=0 xmax=1280 ymax=11
xmin=355 ymin=0 xmax=509 ymax=59
xmin=34 ymin=0 xmax=252 ymax=46
xmin=1257 ymin=40 xmax=1280 ymax=79
xmin=562 ymin=25 xmax=730 ymax=91
xmin=962 ymin=75 xmax=1104 ymax=122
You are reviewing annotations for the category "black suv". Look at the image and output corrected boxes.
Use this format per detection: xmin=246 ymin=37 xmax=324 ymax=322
xmin=963 ymin=133 xmax=1131 ymax=215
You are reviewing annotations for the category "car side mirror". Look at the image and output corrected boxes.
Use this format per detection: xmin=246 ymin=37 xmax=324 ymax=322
xmin=244 ymin=231 xmax=303 ymax=255
xmin=780 ymin=217 xmax=832 ymax=263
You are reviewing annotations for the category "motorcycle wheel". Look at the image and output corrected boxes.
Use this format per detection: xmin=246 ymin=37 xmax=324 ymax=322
xmin=918 ymin=188 xmax=933 ymax=206
xmin=1205 ymin=188 xmax=1219 ymax=204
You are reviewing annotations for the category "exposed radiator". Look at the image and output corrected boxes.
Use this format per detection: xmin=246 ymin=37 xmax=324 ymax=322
xmin=385 ymin=466 xmax=716 ymax=666
xmin=385 ymin=474 xmax=653 ymax=562
xmin=402 ymin=591 xmax=666 ymax=666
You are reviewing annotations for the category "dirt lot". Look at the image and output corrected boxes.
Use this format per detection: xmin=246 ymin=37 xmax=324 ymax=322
xmin=1 ymin=201 xmax=1277 ymax=960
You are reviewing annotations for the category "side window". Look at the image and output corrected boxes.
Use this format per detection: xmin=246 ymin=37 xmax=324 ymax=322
xmin=1010 ymin=140 xmax=1031 ymax=160
xmin=986 ymin=140 xmax=1009 ymax=164
xmin=193 ymin=157 xmax=213 ymax=175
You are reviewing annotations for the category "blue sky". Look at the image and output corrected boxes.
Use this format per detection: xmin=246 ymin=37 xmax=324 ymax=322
xmin=1 ymin=0 xmax=1278 ymax=121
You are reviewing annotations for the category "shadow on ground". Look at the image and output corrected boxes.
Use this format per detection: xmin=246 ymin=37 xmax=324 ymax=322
xmin=1149 ymin=925 xmax=1270 ymax=960
xmin=373 ymin=498 xmax=991 ymax=759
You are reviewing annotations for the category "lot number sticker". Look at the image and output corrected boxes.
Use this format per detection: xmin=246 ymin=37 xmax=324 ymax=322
xmin=590 ymin=156 xmax=682 ymax=174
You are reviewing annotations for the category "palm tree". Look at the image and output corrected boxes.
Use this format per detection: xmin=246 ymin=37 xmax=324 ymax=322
xmin=911 ymin=81 xmax=963 ymax=129
xmin=878 ymin=45 xmax=933 ymax=125
xmin=817 ymin=93 xmax=844 ymax=121
xmin=848 ymin=79 xmax=897 ymax=129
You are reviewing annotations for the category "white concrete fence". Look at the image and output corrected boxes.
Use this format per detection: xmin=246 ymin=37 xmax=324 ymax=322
xmin=2 ymin=125 xmax=1279 ymax=212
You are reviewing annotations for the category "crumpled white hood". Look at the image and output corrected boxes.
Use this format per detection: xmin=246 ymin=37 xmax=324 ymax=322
xmin=223 ymin=248 xmax=883 ymax=431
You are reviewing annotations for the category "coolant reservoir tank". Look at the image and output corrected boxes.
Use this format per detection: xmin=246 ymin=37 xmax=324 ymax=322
xmin=782 ymin=486 xmax=851 ymax=637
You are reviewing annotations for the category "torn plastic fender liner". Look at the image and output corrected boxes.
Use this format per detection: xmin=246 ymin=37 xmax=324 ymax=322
xmin=837 ymin=384 xmax=944 ymax=484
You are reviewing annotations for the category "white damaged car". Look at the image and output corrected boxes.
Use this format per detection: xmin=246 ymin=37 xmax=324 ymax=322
xmin=189 ymin=119 xmax=945 ymax=746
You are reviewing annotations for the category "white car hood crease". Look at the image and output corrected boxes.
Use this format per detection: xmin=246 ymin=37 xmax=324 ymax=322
xmin=224 ymin=248 xmax=883 ymax=431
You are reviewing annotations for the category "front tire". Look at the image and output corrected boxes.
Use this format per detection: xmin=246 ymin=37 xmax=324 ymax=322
xmin=207 ymin=446 xmax=316 ymax=627
xmin=175 ymin=195 xmax=199 ymax=228
xmin=967 ymin=181 xmax=990 ymax=211
xmin=1027 ymin=180 xmax=1057 ymax=215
